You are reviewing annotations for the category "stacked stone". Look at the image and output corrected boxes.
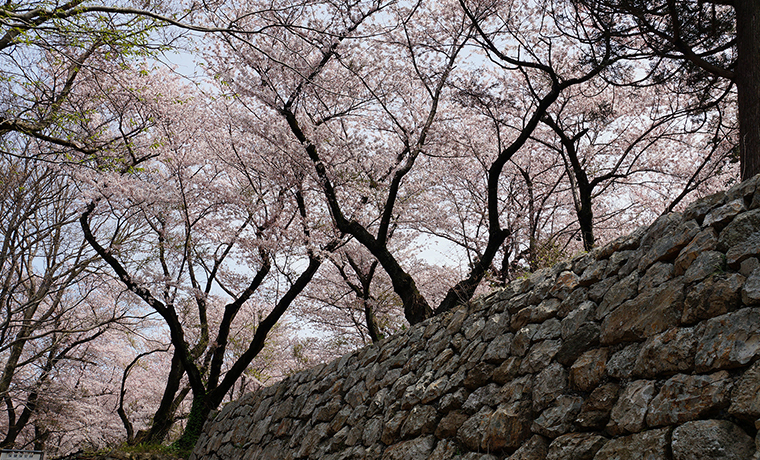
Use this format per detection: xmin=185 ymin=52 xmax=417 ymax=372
xmin=190 ymin=176 xmax=760 ymax=460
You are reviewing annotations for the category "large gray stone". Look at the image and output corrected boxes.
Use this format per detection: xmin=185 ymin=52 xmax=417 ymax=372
xmin=606 ymin=342 xmax=642 ymax=380
xmin=588 ymin=276 xmax=619 ymax=304
xmin=484 ymin=401 xmax=534 ymax=451
xmin=551 ymin=270 xmax=580 ymax=300
xmin=434 ymin=410 xmax=468 ymax=439
xmin=727 ymin=231 xmax=760 ymax=268
xmin=592 ymin=428 xmax=672 ymax=460
xmin=558 ymin=287 xmax=590 ymax=317
xmin=457 ymin=407 xmax=492 ymax=451
xmin=742 ymin=267 xmax=760 ymax=305
xmin=607 ymin=380 xmax=656 ymax=435
xmin=561 ymin=301 xmax=596 ymax=340
xmin=633 ymin=327 xmax=697 ymax=378
xmin=639 ymin=213 xmax=682 ymax=254
xmin=638 ymin=262 xmax=674 ymax=292
xmin=492 ymin=356 xmax=522 ymax=384
xmin=296 ymin=422 xmax=330 ymax=458
xmin=580 ymin=261 xmax=608 ymax=287
xmin=381 ymin=435 xmax=436 ymax=460
xmin=725 ymin=174 xmax=760 ymax=202
xmin=439 ymin=387 xmax=467 ymax=413
xmin=496 ymin=375 xmax=533 ymax=406
xmin=645 ymin=371 xmax=732 ymax=427
xmin=638 ymin=219 xmax=699 ymax=270
xmin=682 ymin=191 xmax=725 ymax=223
xmin=459 ymin=401 xmax=533 ymax=453
xmin=682 ymin=273 xmax=744 ymax=324
xmin=605 ymin=250 xmax=634 ymax=277
xmin=507 ymin=434 xmax=550 ymax=460
xmin=703 ymin=198 xmax=747 ymax=228
xmin=381 ymin=411 xmax=408 ymax=445
xmin=428 ymin=440 xmax=459 ymax=460
xmin=399 ymin=405 xmax=437 ymax=438
xmin=512 ymin=324 xmax=540 ymax=357
xmin=597 ymin=226 xmax=645 ymax=259
xmin=532 ymin=395 xmax=583 ymax=438
xmin=463 ymin=362 xmax=495 ymax=390
xmin=520 ymin=339 xmax=562 ymax=373
xmin=533 ymin=362 xmax=568 ymax=412
xmin=512 ymin=298 xmax=562 ymax=330
xmin=421 ymin=376 xmax=448 ymax=404
xmin=728 ymin=361 xmax=760 ymax=420
xmin=672 ymin=420 xmax=756 ymax=460
xmin=600 ymin=277 xmax=684 ymax=345
xmin=463 ymin=383 xmax=500 ymax=413
xmin=363 ymin=416 xmax=384 ymax=447
xmin=596 ymin=273 xmax=638 ymax=320
xmin=695 ymin=307 xmax=760 ymax=372
xmin=556 ymin=322 xmax=601 ymax=366
xmin=682 ymin=251 xmax=726 ymax=284
xmin=674 ymin=227 xmax=718 ymax=275
xmin=546 ymin=433 xmax=608 ymax=460
xmin=481 ymin=313 xmax=509 ymax=341
xmin=569 ymin=348 xmax=608 ymax=392
xmin=535 ymin=318 xmax=562 ymax=341
xmin=576 ymin=383 xmax=619 ymax=429
xmin=718 ymin=208 xmax=760 ymax=251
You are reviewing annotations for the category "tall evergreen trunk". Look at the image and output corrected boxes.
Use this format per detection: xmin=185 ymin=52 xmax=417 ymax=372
xmin=736 ymin=0 xmax=760 ymax=180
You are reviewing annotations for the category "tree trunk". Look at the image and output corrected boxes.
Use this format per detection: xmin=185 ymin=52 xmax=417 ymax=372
xmin=141 ymin=350 xmax=186 ymax=444
xmin=436 ymin=227 xmax=510 ymax=314
xmin=172 ymin=395 xmax=212 ymax=453
xmin=736 ymin=0 xmax=760 ymax=180
xmin=364 ymin=301 xmax=382 ymax=342
xmin=577 ymin=198 xmax=594 ymax=251
xmin=1 ymin=389 xmax=38 ymax=448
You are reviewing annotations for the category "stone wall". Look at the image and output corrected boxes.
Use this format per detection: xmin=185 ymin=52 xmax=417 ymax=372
xmin=190 ymin=176 xmax=760 ymax=460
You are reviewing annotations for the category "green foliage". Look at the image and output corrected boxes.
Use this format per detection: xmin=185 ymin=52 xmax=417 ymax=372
xmin=120 ymin=442 xmax=184 ymax=457
xmin=531 ymin=237 xmax=568 ymax=271
xmin=171 ymin=397 xmax=207 ymax=456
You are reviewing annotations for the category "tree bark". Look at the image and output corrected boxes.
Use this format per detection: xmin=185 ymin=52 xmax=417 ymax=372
xmin=735 ymin=0 xmax=760 ymax=180
xmin=142 ymin=350 xmax=185 ymax=444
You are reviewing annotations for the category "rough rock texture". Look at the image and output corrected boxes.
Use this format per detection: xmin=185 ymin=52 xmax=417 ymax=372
xmin=53 ymin=452 xmax=183 ymax=460
xmin=191 ymin=176 xmax=760 ymax=459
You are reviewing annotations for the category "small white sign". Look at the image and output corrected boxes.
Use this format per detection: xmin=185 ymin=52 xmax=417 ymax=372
xmin=0 ymin=450 xmax=44 ymax=460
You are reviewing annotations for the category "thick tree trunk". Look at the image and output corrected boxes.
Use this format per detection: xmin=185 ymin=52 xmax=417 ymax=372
xmin=1 ymin=390 xmax=38 ymax=448
xmin=436 ymin=227 xmax=510 ymax=314
xmin=577 ymin=189 xmax=594 ymax=251
xmin=736 ymin=0 xmax=760 ymax=180
xmin=172 ymin=396 xmax=212 ymax=453
xmin=363 ymin=297 xmax=383 ymax=343
xmin=383 ymin=263 xmax=432 ymax=325
xmin=141 ymin=350 xmax=186 ymax=444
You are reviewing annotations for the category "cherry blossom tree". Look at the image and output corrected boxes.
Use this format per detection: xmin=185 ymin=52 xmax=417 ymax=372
xmin=535 ymin=80 xmax=737 ymax=250
xmin=75 ymin=65 xmax=342 ymax=449
xmin=0 ymin=0 xmax=257 ymax=161
xmin=0 ymin=152 xmax=150 ymax=451
xmin=570 ymin=0 xmax=755 ymax=180
xmin=211 ymin=0 xmax=483 ymax=324
xmin=211 ymin=0 xmax=732 ymax=326
xmin=0 ymin=0 xmax=749 ymax=455
xmin=296 ymin=240 xmax=459 ymax=357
